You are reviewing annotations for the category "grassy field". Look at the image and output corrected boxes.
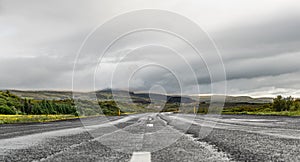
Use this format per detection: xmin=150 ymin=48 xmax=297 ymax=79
xmin=0 ymin=114 xmax=79 ymax=124
xmin=222 ymin=110 xmax=300 ymax=116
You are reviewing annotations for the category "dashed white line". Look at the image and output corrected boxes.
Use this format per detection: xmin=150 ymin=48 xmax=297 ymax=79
xmin=130 ymin=152 xmax=151 ymax=162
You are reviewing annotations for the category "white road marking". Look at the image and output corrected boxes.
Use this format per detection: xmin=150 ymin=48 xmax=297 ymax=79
xmin=130 ymin=152 xmax=151 ymax=162
xmin=146 ymin=124 xmax=154 ymax=127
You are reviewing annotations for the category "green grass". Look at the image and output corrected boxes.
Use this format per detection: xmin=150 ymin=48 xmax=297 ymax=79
xmin=222 ymin=110 xmax=300 ymax=116
xmin=0 ymin=114 xmax=79 ymax=124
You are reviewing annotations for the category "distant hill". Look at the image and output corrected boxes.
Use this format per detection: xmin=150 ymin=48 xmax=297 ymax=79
xmin=4 ymin=89 xmax=275 ymax=115
xmin=9 ymin=90 xmax=73 ymax=100
xmin=225 ymin=96 xmax=273 ymax=103
xmin=95 ymin=89 xmax=195 ymax=104
xmin=190 ymin=95 xmax=273 ymax=104
xmin=7 ymin=89 xmax=272 ymax=104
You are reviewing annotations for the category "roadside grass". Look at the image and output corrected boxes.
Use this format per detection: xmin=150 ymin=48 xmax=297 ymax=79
xmin=0 ymin=114 xmax=79 ymax=124
xmin=222 ymin=110 xmax=300 ymax=116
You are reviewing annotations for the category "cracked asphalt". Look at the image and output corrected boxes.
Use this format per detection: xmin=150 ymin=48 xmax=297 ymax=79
xmin=1 ymin=113 xmax=300 ymax=161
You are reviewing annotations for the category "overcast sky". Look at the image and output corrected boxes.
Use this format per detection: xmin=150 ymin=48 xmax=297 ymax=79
xmin=0 ymin=0 xmax=300 ymax=97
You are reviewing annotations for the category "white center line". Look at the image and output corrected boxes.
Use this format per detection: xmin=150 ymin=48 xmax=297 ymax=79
xmin=130 ymin=152 xmax=151 ymax=162
xmin=146 ymin=124 xmax=154 ymax=127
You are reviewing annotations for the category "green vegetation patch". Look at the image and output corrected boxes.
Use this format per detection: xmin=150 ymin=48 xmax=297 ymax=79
xmin=221 ymin=95 xmax=300 ymax=116
xmin=0 ymin=90 xmax=77 ymax=116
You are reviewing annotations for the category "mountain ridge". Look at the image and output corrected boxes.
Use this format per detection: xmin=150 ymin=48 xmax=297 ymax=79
xmin=4 ymin=89 xmax=273 ymax=104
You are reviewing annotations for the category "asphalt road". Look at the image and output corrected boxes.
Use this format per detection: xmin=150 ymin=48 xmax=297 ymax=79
xmin=1 ymin=113 xmax=300 ymax=161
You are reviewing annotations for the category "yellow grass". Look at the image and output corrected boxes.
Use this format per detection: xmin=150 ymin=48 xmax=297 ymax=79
xmin=0 ymin=114 xmax=78 ymax=124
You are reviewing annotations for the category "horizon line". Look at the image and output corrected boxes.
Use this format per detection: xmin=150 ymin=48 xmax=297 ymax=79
xmin=1 ymin=88 xmax=299 ymax=98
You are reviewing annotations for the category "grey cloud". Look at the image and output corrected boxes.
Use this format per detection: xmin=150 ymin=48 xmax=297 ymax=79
xmin=0 ymin=55 xmax=73 ymax=89
xmin=213 ymin=13 xmax=300 ymax=61
xmin=225 ymin=52 xmax=300 ymax=81
xmin=1 ymin=0 xmax=300 ymax=97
